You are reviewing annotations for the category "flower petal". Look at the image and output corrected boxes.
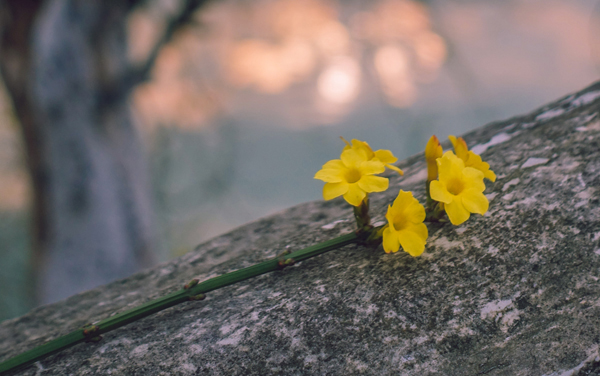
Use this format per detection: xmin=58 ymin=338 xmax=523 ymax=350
xmin=321 ymin=159 xmax=345 ymax=170
xmin=462 ymin=167 xmax=485 ymax=191
xmin=465 ymin=152 xmax=496 ymax=182
xmin=385 ymin=205 xmax=399 ymax=231
xmin=485 ymin=169 xmax=497 ymax=182
xmin=429 ymin=180 xmax=453 ymax=204
xmin=359 ymin=160 xmax=385 ymax=175
xmin=382 ymin=227 xmax=400 ymax=253
xmin=351 ymin=139 xmax=374 ymax=160
xmin=444 ymin=197 xmax=470 ymax=225
xmin=437 ymin=151 xmax=464 ymax=182
xmin=448 ymin=135 xmax=458 ymax=149
xmin=374 ymin=149 xmax=397 ymax=164
xmin=391 ymin=190 xmax=414 ymax=211
xmin=385 ymin=163 xmax=404 ymax=175
xmin=404 ymin=199 xmax=426 ymax=223
xmin=398 ymin=228 xmax=426 ymax=257
xmin=323 ymin=182 xmax=349 ymax=200
xmin=314 ymin=168 xmax=344 ymax=182
xmin=461 ymin=189 xmax=489 ymax=215
xmin=341 ymin=149 xmax=365 ymax=167
xmin=406 ymin=222 xmax=428 ymax=242
xmin=343 ymin=184 xmax=367 ymax=206
xmin=450 ymin=136 xmax=469 ymax=161
xmin=358 ymin=175 xmax=389 ymax=193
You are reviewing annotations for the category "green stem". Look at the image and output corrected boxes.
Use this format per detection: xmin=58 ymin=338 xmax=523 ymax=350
xmin=0 ymin=232 xmax=360 ymax=374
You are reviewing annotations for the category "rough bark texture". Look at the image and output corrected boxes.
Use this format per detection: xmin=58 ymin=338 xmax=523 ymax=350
xmin=1 ymin=82 xmax=600 ymax=375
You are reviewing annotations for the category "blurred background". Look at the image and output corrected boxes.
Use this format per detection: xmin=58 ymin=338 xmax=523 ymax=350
xmin=0 ymin=0 xmax=599 ymax=322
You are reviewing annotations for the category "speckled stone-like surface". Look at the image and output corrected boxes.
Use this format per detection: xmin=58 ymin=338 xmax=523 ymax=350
xmin=2 ymin=82 xmax=600 ymax=376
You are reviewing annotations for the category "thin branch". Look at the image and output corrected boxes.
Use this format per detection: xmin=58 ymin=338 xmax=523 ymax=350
xmin=0 ymin=232 xmax=362 ymax=374
xmin=100 ymin=0 xmax=210 ymax=110
xmin=131 ymin=0 xmax=210 ymax=86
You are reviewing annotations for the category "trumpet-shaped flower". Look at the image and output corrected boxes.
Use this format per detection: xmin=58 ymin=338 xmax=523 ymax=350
xmin=448 ymin=135 xmax=496 ymax=182
xmin=425 ymin=135 xmax=443 ymax=182
xmin=430 ymin=151 xmax=489 ymax=225
xmin=314 ymin=148 xmax=388 ymax=206
xmin=342 ymin=138 xmax=404 ymax=175
xmin=382 ymin=190 xmax=428 ymax=256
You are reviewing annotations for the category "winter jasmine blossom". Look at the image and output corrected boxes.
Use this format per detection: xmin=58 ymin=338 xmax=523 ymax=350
xmin=341 ymin=138 xmax=404 ymax=175
xmin=382 ymin=190 xmax=428 ymax=256
xmin=314 ymin=148 xmax=388 ymax=206
xmin=448 ymin=135 xmax=496 ymax=182
xmin=429 ymin=151 xmax=489 ymax=225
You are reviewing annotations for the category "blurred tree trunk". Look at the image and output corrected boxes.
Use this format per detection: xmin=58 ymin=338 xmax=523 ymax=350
xmin=0 ymin=0 xmax=157 ymax=304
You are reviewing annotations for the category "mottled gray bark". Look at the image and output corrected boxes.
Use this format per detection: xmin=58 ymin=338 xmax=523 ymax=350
xmin=1 ymin=81 xmax=599 ymax=375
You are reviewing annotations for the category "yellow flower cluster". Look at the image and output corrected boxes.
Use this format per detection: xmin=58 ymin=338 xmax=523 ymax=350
xmin=314 ymin=135 xmax=495 ymax=257
xmin=430 ymin=151 xmax=489 ymax=225
xmin=427 ymin=135 xmax=495 ymax=225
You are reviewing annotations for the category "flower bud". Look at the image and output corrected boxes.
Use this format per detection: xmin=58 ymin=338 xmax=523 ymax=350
xmin=425 ymin=135 xmax=443 ymax=182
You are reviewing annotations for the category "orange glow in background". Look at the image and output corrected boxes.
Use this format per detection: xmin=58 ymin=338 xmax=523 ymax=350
xmin=0 ymin=0 xmax=598 ymax=253
xmin=130 ymin=0 xmax=449 ymax=131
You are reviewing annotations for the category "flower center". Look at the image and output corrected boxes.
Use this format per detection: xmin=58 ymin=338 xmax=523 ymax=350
xmin=446 ymin=177 xmax=464 ymax=195
xmin=393 ymin=215 xmax=408 ymax=231
xmin=344 ymin=168 xmax=362 ymax=184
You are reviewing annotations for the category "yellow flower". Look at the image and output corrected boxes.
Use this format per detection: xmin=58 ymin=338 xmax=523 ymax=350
xmin=341 ymin=138 xmax=404 ymax=175
xmin=424 ymin=135 xmax=443 ymax=182
xmin=314 ymin=148 xmax=389 ymax=206
xmin=382 ymin=190 xmax=428 ymax=256
xmin=430 ymin=151 xmax=489 ymax=225
xmin=448 ymin=135 xmax=496 ymax=182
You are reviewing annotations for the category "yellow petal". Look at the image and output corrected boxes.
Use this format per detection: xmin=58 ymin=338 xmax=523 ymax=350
xmin=391 ymin=190 xmax=413 ymax=210
xmin=391 ymin=190 xmax=426 ymax=223
xmin=485 ymin=169 xmax=497 ymax=182
xmin=374 ymin=149 xmax=397 ymax=164
xmin=462 ymin=167 xmax=485 ymax=191
xmin=385 ymin=205 xmax=397 ymax=230
xmin=398 ymin=228 xmax=426 ymax=257
xmin=461 ymin=189 xmax=489 ymax=215
xmin=437 ymin=151 xmax=464 ymax=183
xmin=464 ymin=151 xmax=496 ymax=182
xmin=444 ymin=197 xmax=470 ymax=225
xmin=321 ymin=159 xmax=345 ymax=170
xmin=382 ymin=227 xmax=400 ymax=253
xmin=429 ymin=180 xmax=453 ymax=204
xmin=351 ymin=139 xmax=374 ymax=160
xmin=453 ymin=136 xmax=469 ymax=161
xmin=314 ymin=168 xmax=344 ymax=182
xmin=359 ymin=160 xmax=386 ymax=175
xmin=323 ymin=182 xmax=349 ymax=200
xmin=385 ymin=163 xmax=404 ymax=175
xmin=448 ymin=135 xmax=458 ymax=149
xmin=449 ymin=135 xmax=468 ymax=161
xmin=358 ymin=175 xmax=389 ymax=193
xmin=404 ymin=199 xmax=426 ymax=223
xmin=407 ymin=222 xmax=428 ymax=242
xmin=343 ymin=184 xmax=367 ymax=206
xmin=341 ymin=149 xmax=365 ymax=167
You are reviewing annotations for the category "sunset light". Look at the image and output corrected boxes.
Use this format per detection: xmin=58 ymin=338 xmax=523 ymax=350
xmin=130 ymin=0 xmax=449 ymax=129
xmin=318 ymin=57 xmax=360 ymax=104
